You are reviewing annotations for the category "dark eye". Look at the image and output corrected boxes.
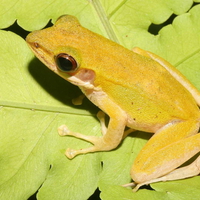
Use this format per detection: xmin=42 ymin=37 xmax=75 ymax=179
xmin=55 ymin=53 xmax=78 ymax=72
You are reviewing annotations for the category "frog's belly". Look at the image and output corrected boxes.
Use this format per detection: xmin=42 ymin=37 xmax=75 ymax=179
xmin=125 ymin=102 xmax=200 ymax=133
xmin=126 ymin=112 xmax=180 ymax=133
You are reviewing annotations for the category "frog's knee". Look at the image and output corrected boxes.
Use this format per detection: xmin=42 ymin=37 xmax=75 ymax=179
xmin=130 ymin=164 xmax=158 ymax=184
xmin=131 ymin=170 xmax=149 ymax=184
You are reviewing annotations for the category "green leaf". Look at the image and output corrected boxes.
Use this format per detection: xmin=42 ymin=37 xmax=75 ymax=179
xmin=101 ymin=177 xmax=200 ymax=200
xmin=1 ymin=1 xmax=200 ymax=200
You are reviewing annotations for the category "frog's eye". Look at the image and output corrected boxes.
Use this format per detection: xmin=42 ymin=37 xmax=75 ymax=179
xmin=55 ymin=53 xmax=78 ymax=72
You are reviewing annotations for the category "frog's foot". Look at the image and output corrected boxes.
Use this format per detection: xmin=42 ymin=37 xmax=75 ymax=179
xmin=122 ymin=181 xmax=148 ymax=192
xmin=58 ymin=125 xmax=100 ymax=144
xmin=58 ymin=125 xmax=100 ymax=158
xmin=65 ymin=147 xmax=98 ymax=159
xmin=122 ymin=182 xmax=136 ymax=188
xmin=72 ymin=94 xmax=85 ymax=105
xmin=122 ymin=181 xmax=147 ymax=192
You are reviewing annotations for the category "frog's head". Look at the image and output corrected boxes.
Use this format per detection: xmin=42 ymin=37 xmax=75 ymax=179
xmin=26 ymin=15 xmax=131 ymax=88
xmin=26 ymin=15 xmax=98 ymax=87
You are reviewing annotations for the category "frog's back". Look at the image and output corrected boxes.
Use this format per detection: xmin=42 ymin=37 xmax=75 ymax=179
xmin=94 ymin=51 xmax=199 ymax=128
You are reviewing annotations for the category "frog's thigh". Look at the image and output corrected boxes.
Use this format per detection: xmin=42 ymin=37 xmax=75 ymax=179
xmin=133 ymin=153 xmax=200 ymax=192
xmin=59 ymin=104 xmax=127 ymax=159
xmin=131 ymin=120 xmax=200 ymax=185
xmin=150 ymin=153 xmax=200 ymax=182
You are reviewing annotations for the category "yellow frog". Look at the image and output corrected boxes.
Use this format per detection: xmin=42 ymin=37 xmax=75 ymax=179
xmin=26 ymin=15 xmax=200 ymax=191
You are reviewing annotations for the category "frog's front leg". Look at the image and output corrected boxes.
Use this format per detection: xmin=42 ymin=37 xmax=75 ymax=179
xmin=59 ymin=103 xmax=127 ymax=159
xmin=96 ymin=111 xmax=135 ymax=137
xmin=131 ymin=119 xmax=200 ymax=191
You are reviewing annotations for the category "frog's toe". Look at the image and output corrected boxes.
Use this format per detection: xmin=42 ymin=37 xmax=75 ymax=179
xmin=65 ymin=148 xmax=77 ymax=159
xmin=65 ymin=146 xmax=99 ymax=158
xmin=58 ymin=125 xmax=70 ymax=136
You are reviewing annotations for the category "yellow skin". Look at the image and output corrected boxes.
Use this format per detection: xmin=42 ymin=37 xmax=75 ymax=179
xmin=26 ymin=15 xmax=200 ymax=191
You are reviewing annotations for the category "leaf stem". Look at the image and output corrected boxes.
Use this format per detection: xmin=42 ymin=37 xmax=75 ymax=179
xmin=91 ymin=0 xmax=119 ymax=43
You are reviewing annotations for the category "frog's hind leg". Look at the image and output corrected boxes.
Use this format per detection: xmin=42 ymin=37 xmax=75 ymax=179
xmin=131 ymin=119 xmax=200 ymax=191
xmin=133 ymin=153 xmax=200 ymax=191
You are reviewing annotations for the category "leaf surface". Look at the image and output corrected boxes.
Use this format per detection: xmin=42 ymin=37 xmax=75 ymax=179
xmin=0 ymin=1 xmax=200 ymax=199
